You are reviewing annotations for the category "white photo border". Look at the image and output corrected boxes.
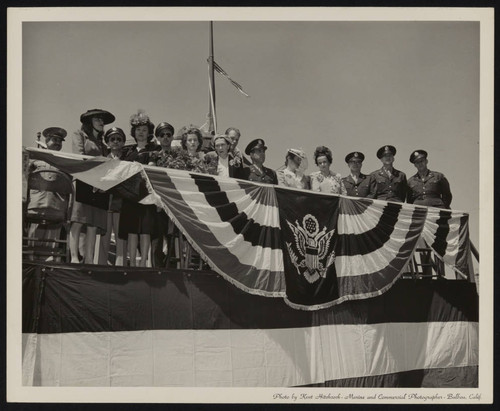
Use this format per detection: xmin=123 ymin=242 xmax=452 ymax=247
xmin=7 ymin=6 xmax=494 ymax=404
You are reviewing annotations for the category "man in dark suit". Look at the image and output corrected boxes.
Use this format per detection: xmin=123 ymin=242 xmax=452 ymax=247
xmin=240 ymin=139 xmax=278 ymax=185
xmin=370 ymin=145 xmax=407 ymax=202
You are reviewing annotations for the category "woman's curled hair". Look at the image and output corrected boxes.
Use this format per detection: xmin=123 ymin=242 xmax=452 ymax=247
xmin=181 ymin=127 xmax=204 ymax=152
xmin=313 ymin=146 xmax=333 ymax=165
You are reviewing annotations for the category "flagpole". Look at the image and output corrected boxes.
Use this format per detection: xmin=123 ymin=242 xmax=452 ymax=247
xmin=208 ymin=21 xmax=217 ymax=135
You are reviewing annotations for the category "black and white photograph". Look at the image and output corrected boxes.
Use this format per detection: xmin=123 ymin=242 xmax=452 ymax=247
xmin=7 ymin=7 xmax=494 ymax=404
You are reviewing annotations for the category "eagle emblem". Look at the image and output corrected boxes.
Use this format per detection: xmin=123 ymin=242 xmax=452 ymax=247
xmin=285 ymin=214 xmax=336 ymax=283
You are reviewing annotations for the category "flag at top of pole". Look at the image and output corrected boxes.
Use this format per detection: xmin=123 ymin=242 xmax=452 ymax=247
xmin=201 ymin=21 xmax=250 ymax=148
xmin=213 ymin=61 xmax=250 ymax=97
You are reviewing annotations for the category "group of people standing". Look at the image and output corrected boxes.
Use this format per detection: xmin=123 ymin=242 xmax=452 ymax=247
xmin=250 ymin=142 xmax=452 ymax=210
xmin=30 ymin=108 xmax=251 ymax=267
xmin=28 ymin=107 xmax=453 ymax=267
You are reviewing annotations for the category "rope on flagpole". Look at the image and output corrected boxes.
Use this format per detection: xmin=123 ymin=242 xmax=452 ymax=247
xmin=208 ymin=64 xmax=217 ymax=133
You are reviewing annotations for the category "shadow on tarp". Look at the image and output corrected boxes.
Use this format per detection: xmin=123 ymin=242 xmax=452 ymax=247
xmin=22 ymin=261 xmax=478 ymax=387
xmin=22 ymin=260 xmax=478 ymax=332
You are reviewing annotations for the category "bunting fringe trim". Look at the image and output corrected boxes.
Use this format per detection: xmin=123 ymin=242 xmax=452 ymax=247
xmin=141 ymin=164 xmax=286 ymax=299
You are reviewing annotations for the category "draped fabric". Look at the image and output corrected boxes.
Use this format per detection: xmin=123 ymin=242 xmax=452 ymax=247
xmin=335 ymin=198 xmax=428 ymax=302
xmin=275 ymin=189 xmax=340 ymax=309
xmin=26 ymin=148 xmax=474 ymax=310
xmin=421 ymin=208 xmax=473 ymax=277
xmin=22 ymin=262 xmax=478 ymax=387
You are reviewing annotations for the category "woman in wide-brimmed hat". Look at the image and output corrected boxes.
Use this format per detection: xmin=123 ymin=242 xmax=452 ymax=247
xmin=73 ymin=109 xmax=115 ymax=155
xmin=69 ymin=108 xmax=115 ymax=264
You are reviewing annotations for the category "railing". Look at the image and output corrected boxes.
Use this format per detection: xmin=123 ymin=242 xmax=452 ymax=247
xmin=23 ymin=148 xmax=480 ymax=281
xmin=403 ymin=240 xmax=479 ymax=281
xmin=470 ymin=241 xmax=479 ymax=262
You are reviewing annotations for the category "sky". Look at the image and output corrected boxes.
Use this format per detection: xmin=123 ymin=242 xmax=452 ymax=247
xmin=21 ymin=18 xmax=480 ymax=243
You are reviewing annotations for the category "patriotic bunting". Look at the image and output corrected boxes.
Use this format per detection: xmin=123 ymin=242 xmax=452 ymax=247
xmin=334 ymin=198 xmax=428 ymax=301
xmin=25 ymin=148 xmax=474 ymax=310
xmin=421 ymin=208 xmax=473 ymax=278
xmin=22 ymin=262 xmax=479 ymax=387
xmin=275 ymin=188 xmax=340 ymax=308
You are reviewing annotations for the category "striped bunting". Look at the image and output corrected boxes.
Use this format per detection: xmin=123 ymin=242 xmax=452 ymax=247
xmin=146 ymin=166 xmax=285 ymax=296
xmin=24 ymin=148 xmax=475 ymax=308
xmin=334 ymin=197 xmax=428 ymax=301
xmin=421 ymin=208 xmax=473 ymax=279
xmin=22 ymin=262 xmax=478 ymax=387
xmin=72 ymin=159 xmax=144 ymax=192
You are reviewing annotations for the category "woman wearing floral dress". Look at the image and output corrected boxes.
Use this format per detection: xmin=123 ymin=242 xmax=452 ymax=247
xmin=310 ymin=146 xmax=347 ymax=195
xmin=151 ymin=127 xmax=209 ymax=171
xmin=161 ymin=126 xmax=209 ymax=268
xmin=180 ymin=127 xmax=208 ymax=173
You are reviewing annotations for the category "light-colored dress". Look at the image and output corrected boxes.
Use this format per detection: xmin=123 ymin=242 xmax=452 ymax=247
xmin=277 ymin=168 xmax=310 ymax=189
xmin=310 ymin=170 xmax=347 ymax=195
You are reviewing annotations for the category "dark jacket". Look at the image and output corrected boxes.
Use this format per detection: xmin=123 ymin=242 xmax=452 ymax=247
xmin=123 ymin=142 xmax=161 ymax=165
xmin=241 ymin=164 xmax=278 ymax=185
xmin=370 ymin=167 xmax=407 ymax=202
xmin=407 ymin=170 xmax=452 ymax=209
xmin=342 ymin=173 xmax=376 ymax=198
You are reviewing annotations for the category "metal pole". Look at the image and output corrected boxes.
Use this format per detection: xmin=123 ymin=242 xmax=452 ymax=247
xmin=208 ymin=21 xmax=216 ymax=134
xmin=470 ymin=240 xmax=479 ymax=262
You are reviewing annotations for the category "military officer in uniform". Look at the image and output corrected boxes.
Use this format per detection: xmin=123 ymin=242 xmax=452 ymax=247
xmin=26 ymin=127 xmax=68 ymax=259
xmin=407 ymin=149 xmax=452 ymax=277
xmin=370 ymin=145 xmax=407 ymax=202
xmin=342 ymin=151 xmax=376 ymax=198
xmin=240 ymin=138 xmax=278 ymax=184
xmin=407 ymin=150 xmax=452 ymax=209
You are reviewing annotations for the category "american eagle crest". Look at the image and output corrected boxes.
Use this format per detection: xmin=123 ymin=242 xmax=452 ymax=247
xmin=285 ymin=214 xmax=336 ymax=283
